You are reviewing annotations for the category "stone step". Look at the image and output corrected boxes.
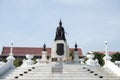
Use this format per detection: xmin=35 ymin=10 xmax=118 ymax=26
xmin=5 ymin=78 xmax=120 ymax=80
xmin=3 ymin=64 xmax=120 ymax=80
xmin=7 ymin=73 xmax=118 ymax=77
xmin=0 ymin=68 xmax=14 ymax=79
xmin=6 ymin=69 xmax=119 ymax=79
xmin=7 ymin=76 xmax=120 ymax=80
xmin=6 ymin=71 xmax=119 ymax=79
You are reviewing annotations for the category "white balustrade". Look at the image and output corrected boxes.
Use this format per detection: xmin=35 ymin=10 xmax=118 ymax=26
xmin=21 ymin=54 xmax=35 ymax=67
xmin=115 ymin=61 xmax=120 ymax=67
xmin=86 ymin=51 xmax=100 ymax=66
xmin=0 ymin=61 xmax=12 ymax=75
xmin=104 ymin=60 xmax=120 ymax=76
xmin=0 ymin=43 xmax=15 ymax=76
xmin=103 ymin=41 xmax=120 ymax=76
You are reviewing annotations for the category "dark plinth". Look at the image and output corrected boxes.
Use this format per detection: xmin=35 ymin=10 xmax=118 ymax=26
xmin=15 ymin=76 xmax=18 ymax=79
xmin=24 ymin=71 xmax=28 ymax=73
xmin=52 ymin=58 xmax=58 ymax=62
xmin=32 ymin=67 xmax=35 ymax=69
xmin=99 ymin=76 xmax=103 ymax=78
xmin=19 ymin=74 xmax=23 ymax=76
xmin=28 ymin=69 xmax=31 ymax=71
xmin=90 ymin=71 xmax=94 ymax=73
xmin=83 ymin=67 xmax=87 ymax=69
xmin=87 ymin=69 xmax=90 ymax=71
xmin=56 ymin=43 xmax=64 ymax=56
xmin=94 ymin=74 xmax=98 ymax=76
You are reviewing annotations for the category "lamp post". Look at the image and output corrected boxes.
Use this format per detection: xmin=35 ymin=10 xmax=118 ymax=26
xmin=6 ymin=43 xmax=15 ymax=68
xmin=105 ymin=41 xmax=108 ymax=56
xmin=10 ymin=43 xmax=13 ymax=56
xmin=103 ymin=41 xmax=111 ymax=61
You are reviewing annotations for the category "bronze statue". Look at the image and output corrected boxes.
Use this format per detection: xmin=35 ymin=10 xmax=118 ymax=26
xmin=55 ymin=20 xmax=66 ymax=41
xmin=75 ymin=43 xmax=78 ymax=51
xmin=43 ymin=43 xmax=46 ymax=51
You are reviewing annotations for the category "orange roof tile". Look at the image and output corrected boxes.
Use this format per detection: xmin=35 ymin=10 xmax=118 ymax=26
xmin=93 ymin=51 xmax=118 ymax=55
xmin=1 ymin=47 xmax=82 ymax=56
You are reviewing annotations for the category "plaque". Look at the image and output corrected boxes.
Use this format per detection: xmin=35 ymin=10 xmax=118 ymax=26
xmin=56 ymin=43 xmax=64 ymax=56
xmin=52 ymin=58 xmax=57 ymax=62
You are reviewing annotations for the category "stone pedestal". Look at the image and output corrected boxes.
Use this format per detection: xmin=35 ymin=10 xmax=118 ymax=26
xmin=86 ymin=53 xmax=100 ymax=66
xmin=6 ymin=55 xmax=15 ymax=68
xmin=52 ymin=62 xmax=63 ymax=73
xmin=40 ymin=51 xmax=48 ymax=61
xmin=36 ymin=51 xmax=48 ymax=64
xmin=6 ymin=43 xmax=15 ymax=68
xmin=21 ymin=54 xmax=34 ymax=67
xmin=73 ymin=51 xmax=79 ymax=63
xmin=51 ymin=40 xmax=69 ymax=62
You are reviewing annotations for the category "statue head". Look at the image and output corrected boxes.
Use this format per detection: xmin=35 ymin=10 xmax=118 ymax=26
xmin=59 ymin=20 xmax=62 ymax=27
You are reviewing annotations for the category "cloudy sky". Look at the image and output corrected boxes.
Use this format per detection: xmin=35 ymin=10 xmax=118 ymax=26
xmin=0 ymin=0 xmax=120 ymax=54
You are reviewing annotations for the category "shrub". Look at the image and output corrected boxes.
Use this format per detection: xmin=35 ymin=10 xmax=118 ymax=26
xmin=14 ymin=59 xmax=23 ymax=67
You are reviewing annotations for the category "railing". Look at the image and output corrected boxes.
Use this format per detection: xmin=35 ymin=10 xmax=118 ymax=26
xmin=104 ymin=60 xmax=120 ymax=76
xmin=0 ymin=61 xmax=12 ymax=75
xmin=114 ymin=61 xmax=120 ymax=67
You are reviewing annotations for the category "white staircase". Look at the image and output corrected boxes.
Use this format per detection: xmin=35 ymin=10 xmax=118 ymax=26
xmin=0 ymin=63 xmax=120 ymax=80
xmin=62 ymin=64 xmax=120 ymax=80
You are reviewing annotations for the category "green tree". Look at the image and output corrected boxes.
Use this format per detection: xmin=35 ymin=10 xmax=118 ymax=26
xmin=93 ymin=52 xmax=105 ymax=66
xmin=111 ymin=52 xmax=120 ymax=62
xmin=32 ymin=58 xmax=37 ymax=63
xmin=69 ymin=50 xmax=74 ymax=60
xmin=1 ymin=58 xmax=7 ymax=62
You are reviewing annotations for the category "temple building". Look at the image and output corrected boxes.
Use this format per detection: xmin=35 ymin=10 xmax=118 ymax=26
xmin=1 ymin=47 xmax=82 ymax=59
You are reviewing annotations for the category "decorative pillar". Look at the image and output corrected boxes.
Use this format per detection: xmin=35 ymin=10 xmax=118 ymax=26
xmin=103 ymin=41 xmax=111 ymax=61
xmin=40 ymin=43 xmax=48 ymax=62
xmin=6 ymin=43 xmax=15 ymax=68
xmin=73 ymin=43 xmax=79 ymax=63
xmin=86 ymin=51 xmax=95 ymax=66
xmin=105 ymin=41 xmax=108 ymax=55
xmin=86 ymin=51 xmax=100 ymax=66
xmin=21 ymin=54 xmax=34 ymax=67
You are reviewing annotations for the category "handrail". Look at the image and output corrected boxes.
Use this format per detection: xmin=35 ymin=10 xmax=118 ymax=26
xmin=104 ymin=60 xmax=120 ymax=76
xmin=0 ymin=61 xmax=11 ymax=75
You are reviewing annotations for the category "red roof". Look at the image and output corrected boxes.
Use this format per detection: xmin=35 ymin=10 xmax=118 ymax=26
xmin=1 ymin=47 xmax=82 ymax=56
xmin=93 ymin=51 xmax=118 ymax=55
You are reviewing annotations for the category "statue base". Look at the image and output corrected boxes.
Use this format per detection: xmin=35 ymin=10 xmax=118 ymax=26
xmin=51 ymin=40 xmax=69 ymax=62
xmin=73 ymin=51 xmax=80 ymax=63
